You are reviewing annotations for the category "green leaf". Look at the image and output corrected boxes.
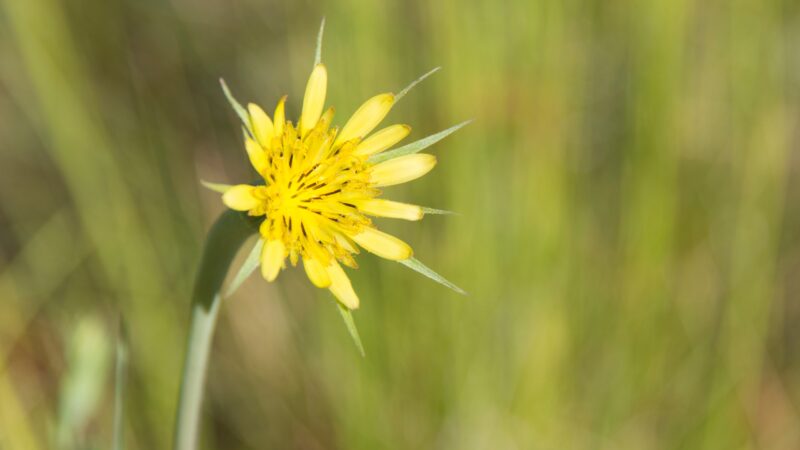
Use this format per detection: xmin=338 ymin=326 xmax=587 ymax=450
xmin=200 ymin=180 xmax=232 ymax=194
xmin=369 ymin=120 xmax=472 ymax=164
xmin=225 ymin=239 xmax=263 ymax=297
xmin=399 ymin=257 xmax=466 ymax=295
xmin=314 ymin=17 xmax=326 ymax=66
xmin=336 ymin=303 xmax=365 ymax=357
xmin=395 ymin=66 xmax=440 ymax=101
xmin=422 ymin=207 xmax=458 ymax=216
xmin=219 ymin=78 xmax=252 ymax=134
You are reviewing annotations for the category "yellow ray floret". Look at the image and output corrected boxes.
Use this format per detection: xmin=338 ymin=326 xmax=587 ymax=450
xmin=353 ymin=199 xmax=424 ymax=221
xmin=218 ymin=55 xmax=455 ymax=309
xmin=351 ymin=227 xmax=412 ymax=260
xmin=355 ymin=124 xmax=411 ymax=156
xmin=248 ymin=103 xmax=274 ymax=146
xmin=222 ymin=185 xmax=259 ymax=211
xmin=370 ymin=154 xmax=437 ymax=187
xmin=303 ymin=257 xmax=331 ymax=288
xmin=300 ymin=64 xmax=328 ymax=137
xmin=334 ymin=93 xmax=395 ymax=147
xmin=244 ymin=138 xmax=267 ymax=174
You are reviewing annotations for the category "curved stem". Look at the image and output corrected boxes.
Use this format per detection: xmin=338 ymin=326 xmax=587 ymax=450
xmin=173 ymin=210 xmax=256 ymax=450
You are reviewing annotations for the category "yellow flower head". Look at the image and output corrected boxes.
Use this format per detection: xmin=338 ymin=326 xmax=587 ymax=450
xmin=215 ymin=22 xmax=466 ymax=310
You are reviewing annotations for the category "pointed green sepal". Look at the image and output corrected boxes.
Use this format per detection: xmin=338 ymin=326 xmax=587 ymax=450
xmin=336 ymin=303 xmax=365 ymax=357
xmin=422 ymin=207 xmax=458 ymax=216
xmin=395 ymin=67 xmax=440 ymax=101
xmin=220 ymin=78 xmax=252 ymax=135
xmin=314 ymin=17 xmax=326 ymax=66
xmin=399 ymin=257 xmax=466 ymax=295
xmin=200 ymin=180 xmax=232 ymax=194
xmin=225 ymin=238 xmax=263 ymax=297
xmin=369 ymin=120 xmax=472 ymax=164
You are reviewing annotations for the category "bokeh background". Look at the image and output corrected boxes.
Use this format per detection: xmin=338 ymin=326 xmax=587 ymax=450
xmin=2 ymin=0 xmax=800 ymax=448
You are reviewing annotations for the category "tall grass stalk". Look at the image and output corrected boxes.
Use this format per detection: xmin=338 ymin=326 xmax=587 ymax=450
xmin=112 ymin=321 xmax=129 ymax=450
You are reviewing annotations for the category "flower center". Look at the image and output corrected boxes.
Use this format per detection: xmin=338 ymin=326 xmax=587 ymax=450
xmin=255 ymin=121 xmax=377 ymax=267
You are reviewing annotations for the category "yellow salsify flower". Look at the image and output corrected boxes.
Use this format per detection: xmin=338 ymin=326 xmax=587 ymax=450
xmin=211 ymin=21 xmax=466 ymax=311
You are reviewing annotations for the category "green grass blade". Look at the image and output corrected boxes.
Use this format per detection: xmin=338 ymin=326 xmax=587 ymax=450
xmin=399 ymin=257 xmax=466 ymax=295
xmin=369 ymin=120 xmax=472 ymax=164
xmin=112 ymin=319 xmax=128 ymax=450
xmin=219 ymin=78 xmax=251 ymax=134
xmin=225 ymin=239 xmax=263 ymax=297
xmin=200 ymin=180 xmax=232 ymax=194
xmin=336 ymin=303 xmax=365 ymax=357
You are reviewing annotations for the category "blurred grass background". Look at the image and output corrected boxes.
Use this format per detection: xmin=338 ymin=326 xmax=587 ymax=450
xmin=1 ymin=0 xmax=799 ymax=448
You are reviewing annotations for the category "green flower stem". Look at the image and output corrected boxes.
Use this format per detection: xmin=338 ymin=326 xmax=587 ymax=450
xmin=174 ymin=210 xmax=256 ymax=450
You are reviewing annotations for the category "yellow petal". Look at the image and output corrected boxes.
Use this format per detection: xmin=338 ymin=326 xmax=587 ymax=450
xmin=273 ymin=96 xmax=287 ymax=137
xmin=318 ymin=107 xmax=335 ymax=131
xmin=370 ymin=154 xmax=437 ymax=187
xmin=245 ymin=138 xmax=267 ymax=173
xmin=248 ymin=103 xmax=274 ymax=146
xmin=300 ymin=64 xmax=328 ymax=136
xmin=303 ymin=257 xmax=331 ymax=288
xmin=334 ymin=232 xmax=359 ymax=254
xmin=355 ymin=124 xmax=411 ymax=156
xmin=334 ymin=93 xmax=394 ymax=146
xmin=222 ymin=185 xmax=260 ymax=211
xmin=350 ymin=227 xmax=412 ymax=260
xmin=260 ymin=239 xmax=285 ymax=282
xmin=327 ymin=262 xmax=359 ymax=309
xmin=355 ymin=199 xmax=423 ymax=221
